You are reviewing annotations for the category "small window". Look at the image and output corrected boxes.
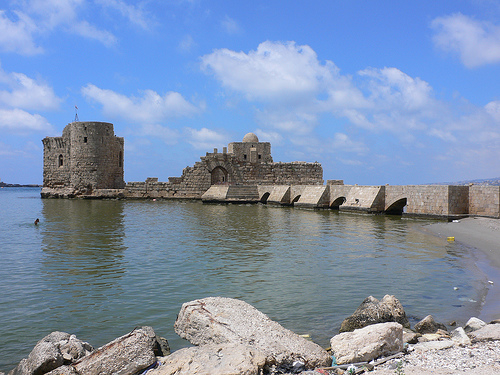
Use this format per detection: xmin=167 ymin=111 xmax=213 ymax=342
xmin=243 ymin=154 xmax=247 ymax=160
xmin=258 ymin=154 xmax=262 ymax=159
xmin=58 ymin=154 xmax=63 ymax=167
xmin=84 ymin=137 xmax=87 ymax=143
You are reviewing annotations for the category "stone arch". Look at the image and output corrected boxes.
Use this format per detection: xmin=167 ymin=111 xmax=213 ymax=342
xmin=291 ymin=194 xmax=301 ymax=204
xmin=58 ymin=154 xmax=64 ymax=167
xmin=211 ymin=166 xmax=228 ymax=185
xmin=260 ymin=192 xmax=271 ymax=204
xmin=330 ymin=196 xmax=346 ymax=209
xmin=385 ymin=198 xmax=407 ymax=215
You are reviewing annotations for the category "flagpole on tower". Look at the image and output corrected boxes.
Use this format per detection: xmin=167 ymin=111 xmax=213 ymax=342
xmin=74 ymin=105 xmax=79 ymax=122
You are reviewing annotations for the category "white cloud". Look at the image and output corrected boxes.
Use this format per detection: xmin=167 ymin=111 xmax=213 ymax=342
xmin=0 ymin=10 xmax=42 ymax=55
xmin=485 ymin=100 xmax=500 ymax=121
xmin=185 ymin=127 xmax=228 ymax=150
xmin=0 ymin=0 xmax=154 ymax=53
xmin=0 ymin=108 xmax=54 ymax=134
xmin=141 ymin=124 xmax=180 ymax=145
xmin=201 ymin=41 xmax=336 ymax=102
xmin=330 ymin=133 xmax=368 ymax=154
xmin=72 ymin=20 xmax=117 ymax=46
xmin=82 ymin=84 xmax=202 ymax=123
xmin=358 ymin=67 xmax=433 ymax=112
xmin=221 ymin=15 xmax=241 ymax=34
xmin=0 ymin=70 xmax=62 ymax=111
xmin=179 ymin=34 xmax=196 ymax=52
xmin=431 ymin=13 xmax=500 ymax=68
xmin=95 ymin=0 xmax=151 ymax=30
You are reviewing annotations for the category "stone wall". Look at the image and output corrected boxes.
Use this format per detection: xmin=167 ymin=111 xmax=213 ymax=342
xmin=124 ymin=154 xmax=323 ymax=199
xmin=42 ymin=122 xmax=124 ymax=196
xmin=469 ymin=185 xmax=500 ymax=218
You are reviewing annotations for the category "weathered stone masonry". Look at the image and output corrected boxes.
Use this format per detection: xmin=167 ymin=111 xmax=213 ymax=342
xmin=41 ymin=122 xmax=124 ymax=198
xmin=41 ymin=122 xmax=500 ymax=219
xmin=123 ymin=132 xmax=323 ymax=199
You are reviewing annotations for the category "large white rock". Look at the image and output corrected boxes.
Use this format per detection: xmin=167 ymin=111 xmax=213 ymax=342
xmin=8 ymin=332 xmax=93 ymax=375
xmin=330 ymin=322 xmax=403 ymax=365
xmin=464 ymin=317 xmax=487 ymax=333
xmin=174 ymin=297 xmax=331 ymax=369
xmin=469 ymin=324 xmax=500 ymax=342
xmin=71 ymin=326 xmax=157 ymax=375
xmin=148 ymin=344 xmax=266 ymax=375
xmin=451 ymin=327 xmax=471 ymax=346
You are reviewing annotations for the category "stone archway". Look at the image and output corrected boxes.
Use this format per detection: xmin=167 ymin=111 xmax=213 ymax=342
xmin=385 ymin=198 xmax=407 ymax=215
xmin=330 ymin=196 xmax=346 ymax=209
xmin=211 ymin=166 xmax=228 ymax=185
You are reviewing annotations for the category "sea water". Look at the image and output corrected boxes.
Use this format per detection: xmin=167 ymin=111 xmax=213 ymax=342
xmin=0 ymin=187 xmax=491 ymax=371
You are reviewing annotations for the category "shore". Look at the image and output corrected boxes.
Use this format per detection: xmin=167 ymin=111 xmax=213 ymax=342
xmin=366 ymin=216 xmax=500 ymax=375
xmin=423 ymin=216 xmax=500 ymax=324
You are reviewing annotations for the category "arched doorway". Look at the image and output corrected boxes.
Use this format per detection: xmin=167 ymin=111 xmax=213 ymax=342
xmin=260 ymin=192 xmax=270 ymax=204
xmin=386 ymin=198 xmax=407 ymax=215
xmin=330 ymin=196 xmax=346 ymax=210
xmin=211 ymin=166 xmax=228 ymax=185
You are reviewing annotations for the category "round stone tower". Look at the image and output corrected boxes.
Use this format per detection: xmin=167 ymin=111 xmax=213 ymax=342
xmin=43 ymin=121 xmax=125 ymax=193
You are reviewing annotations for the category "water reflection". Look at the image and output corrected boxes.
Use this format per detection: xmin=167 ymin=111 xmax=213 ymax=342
xmin=40 ymin=199 xmax=126 ymax=336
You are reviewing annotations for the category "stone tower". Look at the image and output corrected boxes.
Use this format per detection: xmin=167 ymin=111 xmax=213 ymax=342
xmin=42 ymin=121 xmax=124 ymax=195
xmin=227 ymin=132 xmax=273 ymax=163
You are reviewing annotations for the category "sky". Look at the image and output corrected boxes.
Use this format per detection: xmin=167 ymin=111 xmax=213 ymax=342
xmin=1 ymin=0 xmax=500 ymax=185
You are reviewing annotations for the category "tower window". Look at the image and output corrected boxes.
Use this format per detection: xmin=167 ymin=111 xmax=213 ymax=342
xmin=58 ymin=154 xmax=63 ymax=167
xmin=258 ymin=154 xmax=262 ymax=159
xmin=243 ymin=154 xmax=247 ymax=160
xmin=84 ymin=137 xmax=88 ymax=143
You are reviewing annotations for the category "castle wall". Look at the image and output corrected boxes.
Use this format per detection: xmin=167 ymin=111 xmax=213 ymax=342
xmin=42 ymin=122 xmax=124 ymax=195
xmin=469 ymin=185 xmax=500 ymax=218
xmin=42 ymin=137 xmax=70 ymax=187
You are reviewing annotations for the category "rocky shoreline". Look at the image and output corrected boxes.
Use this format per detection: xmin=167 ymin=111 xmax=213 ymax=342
xmin=4 ymin=296 xmax=500 ymax=375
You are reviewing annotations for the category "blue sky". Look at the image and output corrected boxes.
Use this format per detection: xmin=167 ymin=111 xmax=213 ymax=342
xmin=1 ymin=0 xmax=500 ymax=185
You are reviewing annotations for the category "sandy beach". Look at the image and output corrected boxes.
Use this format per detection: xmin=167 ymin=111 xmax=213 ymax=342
xmin=423 ymin=217 xmax=500 ymax=324
xmin=369 ymin=217 xmax=500 ymax=375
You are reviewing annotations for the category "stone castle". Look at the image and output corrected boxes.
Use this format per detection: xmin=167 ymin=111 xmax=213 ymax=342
xmin=42 ymin=121 xmax=125 ymax=194
xmin=42 ymin=121 xmax=500 ymax=219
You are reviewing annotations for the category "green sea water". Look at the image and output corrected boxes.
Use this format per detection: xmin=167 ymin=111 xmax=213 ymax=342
xmin=0 ymin=187 xmax=491 ymax=371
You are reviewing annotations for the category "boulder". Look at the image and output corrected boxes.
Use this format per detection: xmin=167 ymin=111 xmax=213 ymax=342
xmin=68 ymin=326 xmax=158 ymax=375
xmin=174 ymin=297 xmax=331 ymax=369
xmin=411 ymin=340 xmax=454 ymax=351
xmin=148 ymin=343 xmax=266 ymax=375
xmin=469 ymin=323 xmax=500 ymax=342
xmin=329 ymin=322 xmax=403 ymax=365
xmin=451 ymin=327 xmax=471 ymax=346
xmin=414 ymin=315 xmax=447 ymax=334
xmin=339 ymin=295 xmax=410 ymax=332
xmin=464 ymin=317 xmax=486 ymax=333
xmin=417 ymin=329 xmax=450 ymax=342
xmin=403 ymin=328 xmax=419 ymax=344
xmin=8 ymin=332 xmax=93 ymax=375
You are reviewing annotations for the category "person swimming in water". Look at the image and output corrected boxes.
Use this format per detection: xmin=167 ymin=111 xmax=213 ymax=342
xmin=34 ymin=218 xmax=39 ymax=225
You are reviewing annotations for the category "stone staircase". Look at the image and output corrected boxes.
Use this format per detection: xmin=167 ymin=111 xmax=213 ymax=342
xmin=225 ymin=185 xmax=260 ymax=202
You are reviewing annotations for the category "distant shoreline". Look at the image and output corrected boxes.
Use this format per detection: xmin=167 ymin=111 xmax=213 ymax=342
xmin=0 ymin=183 xmax=41 ymax=188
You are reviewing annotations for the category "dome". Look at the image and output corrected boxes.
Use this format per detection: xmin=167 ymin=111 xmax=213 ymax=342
xmin=242 ymin=132 xmax=259 ymax=143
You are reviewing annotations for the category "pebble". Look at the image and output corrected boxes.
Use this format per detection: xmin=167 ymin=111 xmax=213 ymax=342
xmin=373 ymin=341 xmax=500 ymax=373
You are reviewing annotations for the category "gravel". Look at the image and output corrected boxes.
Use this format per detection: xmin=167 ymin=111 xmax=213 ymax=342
xmin=366 ymin=340 xmax=500 ymax=375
